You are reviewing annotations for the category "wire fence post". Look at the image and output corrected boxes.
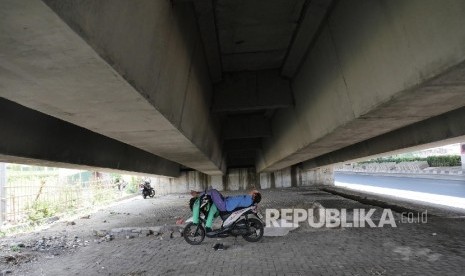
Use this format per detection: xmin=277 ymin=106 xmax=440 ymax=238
xmin=0 ymin=163 xmax=6 ymax=227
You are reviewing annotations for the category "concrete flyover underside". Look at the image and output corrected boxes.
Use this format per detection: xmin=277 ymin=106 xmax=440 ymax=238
xmin=1 ymin=0 xmax=465 ymax=179
xmin=0 ymin=0 xmax=223 ymax=175
xmin=0 ymin=98 xmax=180 ymax=177
xmin=258 ymin=0 xmax=465 ymax=172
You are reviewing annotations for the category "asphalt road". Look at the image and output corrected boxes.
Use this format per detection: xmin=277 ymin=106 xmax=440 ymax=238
xmin=335 ymin=172 xmax=465 ymax=198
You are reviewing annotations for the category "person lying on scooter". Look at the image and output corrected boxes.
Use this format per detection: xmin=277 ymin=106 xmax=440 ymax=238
xmin=189 ymin=189 xmax=261 ymax=233
xmin=190 ymin=188 xmax=261 ymax=211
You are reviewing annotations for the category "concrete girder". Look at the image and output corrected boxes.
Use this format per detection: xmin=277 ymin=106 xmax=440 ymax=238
xmin=186 ymin=0 xmax=223 ymax=82
xmin=212 ymin=70 xmax=293 ymax=113
xmin=282 ymin=0 xmax=335 ymax=78
xmin=302 ymin=106 xmax=465 ymax=170
xmin=0 ymin=98 xmax=180 ymax=177
xmin=0 ymin=0 xmax=224 ymax=175
xmin=226 ymin=150 xmax=257 ymax=168
xmin=223 ymin=139 xmax=262 ymax=152
xmin=216 ymin=0 xmax=305 ymax=72
xmin=223 ymin=115 xmax=271 ymax=140
xmin=259 ymin=0 xmax=465 ymax=172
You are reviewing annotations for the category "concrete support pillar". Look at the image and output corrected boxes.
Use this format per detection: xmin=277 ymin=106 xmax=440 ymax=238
xmin=155 ymin=165 xmax=334 ymax=195
xmin=259 ymin=172 xmax=274 ymax=190
xmin=221 ymin=168 xmax=257 ymax=191
xmin=273 ymin=167 xmax=293 ymax=188
xmin=209 ymin=175 xmax=224 ymax=191
xmin=305 ymin=166 xmax=334 ymax=186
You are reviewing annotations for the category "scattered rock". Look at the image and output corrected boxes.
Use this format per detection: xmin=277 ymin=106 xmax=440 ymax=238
xmin=2 ymin=253 xmax=35 ymax=265
xmin=172 ymin=231 xmax=182 ymax=238
xmin=161 ymin=231 xmax=173 ymax=239
xmin=45 ymin=216 xmax=60 ymax=223
xmin=80 ymin=215 xmax=91 ymax=219
xmin=10 ymin=243 xmax=25 ymax=248
xmin=148 ymin=226 xmax=162 ymax=233
xmin=92 ymin=230 xmax=108 ymax=237
xmin=66 ymin=221 xmax=76 ymax=226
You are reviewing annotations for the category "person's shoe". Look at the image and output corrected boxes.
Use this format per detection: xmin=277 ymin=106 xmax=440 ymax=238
xmin=206 ymin=227 xmax=217 ymax=237
xmin=216 ymin=244 xmax=224 ymax=251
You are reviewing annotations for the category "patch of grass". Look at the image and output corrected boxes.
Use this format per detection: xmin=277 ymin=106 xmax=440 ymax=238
xmin=27 ymin=201 xmax=58 ymax=223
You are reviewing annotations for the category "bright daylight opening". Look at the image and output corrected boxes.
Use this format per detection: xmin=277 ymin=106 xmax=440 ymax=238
xmin=334 ymin=143 xmax=465 ymax=210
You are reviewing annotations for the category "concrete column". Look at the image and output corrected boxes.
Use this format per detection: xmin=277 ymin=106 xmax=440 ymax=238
xmin=305 ymin=166 xmax=334 ymax=186
xmin=159 ymin=166 xmax=333 ymax=194
xmin=273 ymin=168 xmax=293 ymax=188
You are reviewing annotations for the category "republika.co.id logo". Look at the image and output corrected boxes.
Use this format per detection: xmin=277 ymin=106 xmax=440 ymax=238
xmin=265 ymin=208 xmax=428 ymax=228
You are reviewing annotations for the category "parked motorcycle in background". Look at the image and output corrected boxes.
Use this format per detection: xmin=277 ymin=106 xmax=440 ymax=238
xmin=140 ymin=179 xmax=155 ymax=199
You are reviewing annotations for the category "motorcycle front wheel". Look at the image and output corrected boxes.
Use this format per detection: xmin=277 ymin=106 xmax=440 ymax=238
xmin=242 ymin=217 xmax=264 ymax=242
xmin=183 ymin=222 xmax=205 ymax=245
xmin=149 ymin=189 xmax=155 ymax=198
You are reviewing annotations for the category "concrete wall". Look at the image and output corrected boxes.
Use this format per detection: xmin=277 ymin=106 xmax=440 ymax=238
xmin=259 ymin=0 xmax=465 ymax=172
xmin=151 ymin=171 xmax=210 ymax=196
xmin=154 ymin=166 xmax=334 ymax=195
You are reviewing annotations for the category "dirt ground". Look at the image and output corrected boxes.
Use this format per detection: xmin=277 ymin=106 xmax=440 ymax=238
xmin=1 ymin=188 xmax=465 ymax=276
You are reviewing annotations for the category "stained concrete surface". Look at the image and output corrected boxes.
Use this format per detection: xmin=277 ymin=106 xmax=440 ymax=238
xmin=1 ymin=188 xmax=465 ymax=275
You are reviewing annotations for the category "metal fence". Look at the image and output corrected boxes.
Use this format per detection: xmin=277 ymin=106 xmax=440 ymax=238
xmin=0 ymin=176 xmax=132 ymax=228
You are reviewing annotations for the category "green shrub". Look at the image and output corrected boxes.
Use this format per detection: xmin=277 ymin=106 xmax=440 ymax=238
xmin=360 ymin=157 xmax=426 ymax=164
xmin=125 ymin=181 xmax=139 ymax=194
xmin=360 ymin=155 xmax=461 ymax=167
xmin=426 ymin=155 xmax=461 ymax=167
xmin=27 ymin=201 xmax=58 ymax=223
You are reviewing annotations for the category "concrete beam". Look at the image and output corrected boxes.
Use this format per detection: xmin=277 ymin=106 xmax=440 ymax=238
xmin=223 ymin=115 xmax=272 ymax=140
xmin=215 ymin=0 xmax=305 ymax=73
xmin=171 ymin=0 xmax=222 ymax=82
xmin=0 ymin=0 xmax=223 ymax=175
xmin=213 ymin=70 xmax=293 ymax=112
xmin=223 ymin=139 xmax=262 ymax=152
xmin=282 ymin=0 xmax=334 ymax=78
xmin=302 ymin=106 xmax=465 ymax=170
xmin=259 ymin=0 xmax=465 ymax=172
xmin=226 ymin=152 xmax=257 ymax=168
xmin=192 ymin=0 xmax=223 ymax=82
xmin=221 ymin=50 xmax=287 ymax=72
xmin=0 ymin=98 xmax=180 ymax=177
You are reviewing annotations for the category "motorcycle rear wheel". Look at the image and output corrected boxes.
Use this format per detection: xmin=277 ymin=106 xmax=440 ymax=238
xmin=242 ymin=217 xmax=264 ymax=242
xmin=183 ymin=222 xmax=205 ymax=245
